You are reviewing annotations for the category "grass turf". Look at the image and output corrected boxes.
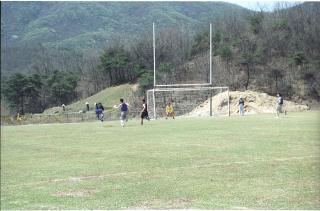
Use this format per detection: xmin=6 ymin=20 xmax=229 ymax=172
xmin=1 ymin=111 xmax=320 ymax=209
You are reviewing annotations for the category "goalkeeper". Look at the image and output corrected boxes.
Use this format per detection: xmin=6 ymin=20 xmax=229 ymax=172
xmin=165 ymin=102 xmax=175 ymax=119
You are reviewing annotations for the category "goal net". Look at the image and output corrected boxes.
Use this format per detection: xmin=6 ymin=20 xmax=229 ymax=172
xmin=146 ymin=86 xmax=230 ymax=119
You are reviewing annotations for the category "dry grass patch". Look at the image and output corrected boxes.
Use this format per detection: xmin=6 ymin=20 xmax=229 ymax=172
xmin=53 ymin=189 xmax=99 ymax=197
xmin=131 ymin=198 xmax=194 ymax=209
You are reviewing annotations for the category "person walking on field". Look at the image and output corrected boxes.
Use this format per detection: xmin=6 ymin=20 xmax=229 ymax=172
xmin=276 ymin=93 xmax=284 ymax=117
xmin=166 ymin=102 xmax=175 ymax=119
xmin=239 ymin=96 xmax=245 ymax=116
xmin=140 ymin=99 xmax=150 ymax=125
xmin=95 ymin=102 xmax=104 ymax=121
xmin=114 ymin=98 xmax=129 ymax=127
xmin=86 ymin=102 xmax=90 ymax=111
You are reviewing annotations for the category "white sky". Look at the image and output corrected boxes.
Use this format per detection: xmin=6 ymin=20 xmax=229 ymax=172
xmin=221 ymin=0 xmax=303 ymax=11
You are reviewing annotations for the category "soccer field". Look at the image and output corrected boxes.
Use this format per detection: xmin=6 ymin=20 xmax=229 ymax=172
xmin=1 ymin=111 xmax=320 ymax=209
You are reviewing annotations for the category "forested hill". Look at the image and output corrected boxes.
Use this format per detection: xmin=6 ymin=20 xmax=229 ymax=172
xmin=1 ymin=1 xmax=248 ymax=49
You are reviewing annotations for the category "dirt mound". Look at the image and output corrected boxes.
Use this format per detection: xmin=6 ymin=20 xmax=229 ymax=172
xmin=188 ymin=90 xmax=310 ymax=116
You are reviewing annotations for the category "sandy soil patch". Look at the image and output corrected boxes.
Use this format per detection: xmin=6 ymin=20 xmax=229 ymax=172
xmin=188 ymin=90 xmax=310 ymax=116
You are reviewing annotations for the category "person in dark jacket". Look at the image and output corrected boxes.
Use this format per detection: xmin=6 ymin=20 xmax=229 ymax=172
xmin=95 ymin=102 xmax=104 ymax=121
xmin=140 ymin=99 xmax=150 ymax=125
xmin=239 ymin=97 xmax=244 ymax=116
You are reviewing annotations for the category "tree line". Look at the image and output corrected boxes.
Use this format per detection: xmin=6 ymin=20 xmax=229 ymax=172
xmin=2 ymin=71 xmax=78 ymax=114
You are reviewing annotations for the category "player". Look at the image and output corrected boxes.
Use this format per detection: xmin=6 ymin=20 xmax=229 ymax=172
xmin=140 ymin=99 xmax=150 ymax=125
xmin=165 ymin=102 xmax=175 ymax=119
xmin=114 ymin=98 xmax=129 ymax=127
xmin=95 ymin=102 xmax=104 ymax=121
xmin=239 ymin=96 xmax=244 ymax=116
xmin=276 ymin=93 xmax=284 ymax=117
xmin=86 ymin=101 xmax=90 ymax=111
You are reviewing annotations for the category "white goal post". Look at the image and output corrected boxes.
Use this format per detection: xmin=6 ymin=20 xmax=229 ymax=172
xmin=146 ymin=86 xmax=230 ymax=119
xmin=148 ymin=23 xmax=230 ymax=119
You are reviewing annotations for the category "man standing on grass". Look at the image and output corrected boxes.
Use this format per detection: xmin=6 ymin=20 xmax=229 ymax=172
xmin=276 ymin=93 xmax=284 ymax=117
xmin=114 ymin=98 xmax=129 ymax=127
xmin=239 ymin=96 xmax=245 ymax=116
xmin=86 ymin=101 xmax=90 ymax=111
xmin=140 ymin=99 xmax=150 ymax=125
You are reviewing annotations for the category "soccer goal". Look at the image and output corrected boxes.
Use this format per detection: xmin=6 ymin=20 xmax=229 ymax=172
xmin=146 ymin=86 xmax=230 ymax=119
xmin=146 ymin=23 xmax=230 ymax=119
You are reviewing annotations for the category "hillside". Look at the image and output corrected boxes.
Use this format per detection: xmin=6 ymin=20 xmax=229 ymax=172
xmin=1 ymin=2 xmax=249 ymax=49
xmin=153 ymin=2 xmax=320 ymax=101
xmin=1 ymin=1 xmax=251 ymax=78
xmin=43 ymin=83 xmax=137 ymax=114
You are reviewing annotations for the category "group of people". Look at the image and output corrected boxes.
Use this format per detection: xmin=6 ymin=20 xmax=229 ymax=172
xmin=112 ymin=98 xmax=149 ymax=127
xmin=113 ymin=98 xmax=175 ymax=127
xmin=92 ymin=98 xmax=146 ymax=127
xmin=113 ymin=93 xmax=285 ymax=126
xmin=60 ymin=92 xmax=284 ymax=126
xmin=238 ymin=93 xmax=285 ymax=117
xmin=92 ymin=98 xmax=176 ymax=127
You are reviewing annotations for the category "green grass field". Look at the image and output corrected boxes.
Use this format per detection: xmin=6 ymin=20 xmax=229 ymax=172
xmin=1 ymin=111 xmax=320 ymax=209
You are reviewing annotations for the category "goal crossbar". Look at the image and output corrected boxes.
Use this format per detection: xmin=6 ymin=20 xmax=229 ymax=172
xmin=152 ymin=86 xmax=229 ymax=92
xmin=155 ymin=83 xmax=212 ymax=87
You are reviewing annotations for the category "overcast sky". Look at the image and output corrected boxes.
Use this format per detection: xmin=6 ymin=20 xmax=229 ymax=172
xmin=221 ymin=1 xmax=303 ymax=11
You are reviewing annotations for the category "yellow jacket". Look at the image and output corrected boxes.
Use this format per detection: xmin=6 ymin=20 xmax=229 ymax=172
xmin=166 ymin=105 xmax=174 ymax=113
